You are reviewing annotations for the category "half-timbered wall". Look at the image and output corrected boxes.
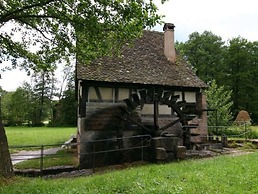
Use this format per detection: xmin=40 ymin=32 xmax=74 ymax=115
xmin=84 ymin=86 xmax=197 ymax=115
xmin=77 ymin=82 xmax=207 ymax=167
xmin=78 ymin=84 xmax=200 ymax=135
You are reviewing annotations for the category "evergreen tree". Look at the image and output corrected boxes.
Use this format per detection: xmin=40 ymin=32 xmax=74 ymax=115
xmin=30 ymin=70 xmax=56 ymax=126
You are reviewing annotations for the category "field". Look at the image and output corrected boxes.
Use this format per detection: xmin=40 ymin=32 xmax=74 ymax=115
xmin=1 ymin=151 xmax=258 ymax=193
xmin=2 ymin=126 xmax=258 ymax=193
xmin=5 ymin=125 xmax=258 ymax=147
xmin=5 ymin=126 xmax=77 ymax=168
xmin=251 ymin=125 xmax=258 ymax=133
xmin=5 ymin=127 xmax=76 ymax=147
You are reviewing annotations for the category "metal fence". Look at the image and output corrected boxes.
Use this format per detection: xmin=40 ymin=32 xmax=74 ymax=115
xmin=207 ymin=123 xmax=253 ymax=140
xmin=10 ymin=134 xmax=151 ymax=176
xmin=10 ymin=126 xmax=255 ymax=176
xmin=78 ymin=134 xmax=152 ymax=171
xmin=10 ymin=143 xmax=73 ymax=176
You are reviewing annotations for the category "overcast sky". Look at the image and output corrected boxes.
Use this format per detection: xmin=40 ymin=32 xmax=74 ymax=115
xmin=1 ymin=0 xmax=258 ymax=91
xmin=155 ymin=0 xmax=258 ymax=42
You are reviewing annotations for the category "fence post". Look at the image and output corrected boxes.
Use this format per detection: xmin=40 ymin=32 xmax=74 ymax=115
xmin=141 ymin=136 xmax=143 ymax=161
xmin=40 ymin=145 xmax=44 ymax=176
xmin=244 ymin=123 xmax=247 ymax=141
xmin=93 ymin=142 xmax=95 ymax=173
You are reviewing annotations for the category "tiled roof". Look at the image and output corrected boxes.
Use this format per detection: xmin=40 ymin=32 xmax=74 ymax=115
xmin=77 ymin=30 xmax=207 ymax=88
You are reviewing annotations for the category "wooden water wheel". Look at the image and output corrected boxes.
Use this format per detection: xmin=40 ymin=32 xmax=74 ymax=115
xmin=117 ymin=88 xmax=200 ymax=149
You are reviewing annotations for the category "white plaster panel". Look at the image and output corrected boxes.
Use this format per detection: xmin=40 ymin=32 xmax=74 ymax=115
xmin=88 ymin=87 xmax=98 ymax=100
xmin=185 ymin=92 xmax=196 ymax=103
xmin=118 ymin=88 xmax=129 ymax=100
xmin=99 ymin=87 xmax=113 ymax=100
xmin=159 ymin=105 xmax=171 ymax=115
xmin=142 ymin=104 xmax=154 ymax=114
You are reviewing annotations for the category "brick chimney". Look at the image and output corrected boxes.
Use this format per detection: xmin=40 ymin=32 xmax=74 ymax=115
xmin=163 ymin=23 xmax=176 ymax=63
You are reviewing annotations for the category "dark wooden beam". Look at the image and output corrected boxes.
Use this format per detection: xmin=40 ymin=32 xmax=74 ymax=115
xmin=80 ymin=85 xmax=88 ymax=117
xmin=94 ymin=87 xmax=103 ymax=102
xmin=153 ymin=99 xmax=159 ymax=131
xmin=115 ymin=88 xmax=119 ymax=102
xmin=117 ymin=115 xmax=152 ymax=133
xmin=159 ymin=118 xmax=181 ymax=131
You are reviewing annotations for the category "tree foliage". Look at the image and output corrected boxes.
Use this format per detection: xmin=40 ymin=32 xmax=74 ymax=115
xmin=2 ymin=88 xmax=29 ymax=125
xmin=50 ymin=66 xmax=77 ymax=127
xmin=178 ymin=32 xmax=258 ymax=123
xmin=224 ymin=37 xmax=258 ymax=119
xmin=51 ymin=88 xmax=77 ymax=127
xmin=0 ymin=0 xmax=164 ymax=72
xmin=176 ymin=31 xmax=225 ymax=84
xmin=205 ymin=80 xmax=233 ymax=126
xmin=0 ymin=0 xmax=165 ymax=178
xmin=30 ymin=70 xmax=56 ymax=126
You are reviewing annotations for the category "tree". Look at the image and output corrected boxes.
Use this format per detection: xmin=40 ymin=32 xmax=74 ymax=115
xmin=51 ymin=88 xmax=77 ymax=127
xmin=0 ymin=119 xmax=13 ymax=178
xmin=1 ymin=0 xmax=163 ymax=72
xmin=224 ymin=37 xmax=258 ymax=122
xmin=30 ymin=70 xmax=56 ymax=126
xmin=247 ymin=41 xmax=258 ymax=123
xmin=176 ymin=31 xmax=225 ymax=84
xmin=0 ymin=87 xmax=13 ymax=178
xmin=205 ymin=80 xmax=233 ymax=126
xmin=177 ymin=31 xmax=258 ymax=123
xmin=0 ymin=0 xmax=164 ymax=177
xmin=51 ymin=65 xmax=77 ymax=126
xmin=2 ymin=89 xmax=27 ymax=126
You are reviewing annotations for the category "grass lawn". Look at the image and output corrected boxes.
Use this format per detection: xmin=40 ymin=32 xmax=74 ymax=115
xmin=1 ymin=152 xmax=258 ymax=194
xmin=251 ymin=125 xmax=258 ymax=133
xmin=5 ymin=126 xmax=77 ymax=168
xmin=13 ymin=149 xmax=78 ymax=170
xmin=5 ymin=127 xmax=76 ymax=147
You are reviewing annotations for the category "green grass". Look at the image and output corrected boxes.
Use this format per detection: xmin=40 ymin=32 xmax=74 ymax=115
xmin=211 ymin=125 xmax=258 ymax=140
xmin=5 ymin=126 xmax=77 ymax=168
xmin=1 ymin=152 xmax=258 ymax=194
xmin=14 ymin=149 xmax=78 ymax=169
xmin=251 ymin=126 xmax=258 ymax=133
xmin=5 ymin=127 xmax=76 ymax=147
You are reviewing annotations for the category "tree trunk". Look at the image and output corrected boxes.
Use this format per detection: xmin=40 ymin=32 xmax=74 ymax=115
xmin=0 ymin=119 xmax=14 ymax=178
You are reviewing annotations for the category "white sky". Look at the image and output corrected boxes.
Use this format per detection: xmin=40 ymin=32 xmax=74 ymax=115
xmin=154 ymin=0 xmax=258 ymax=42
xmin=1 ymin=0 xmax=258 ymax=91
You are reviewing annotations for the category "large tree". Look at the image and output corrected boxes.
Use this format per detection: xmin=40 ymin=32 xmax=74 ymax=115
xmin=0 ymin=0 xmax=164 ymax=178
xmin=177 ymin=31 xmax=258 ymax=123
xmin=176 ymin=31 xmax=225 ymax=84
xmin=30 ymin=70 xmax=56 ymax=126
xmin=2 ymin=89 xmax=28 ymax=126
xmin=224 ymin=38 xmax=258 ymax=121
xmin=0 ymin=87 xmax=13 ymax=178
xmin=51 ymin=65 xmax=77 ymax=126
